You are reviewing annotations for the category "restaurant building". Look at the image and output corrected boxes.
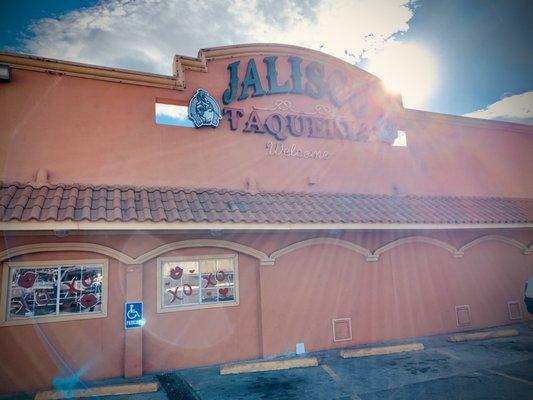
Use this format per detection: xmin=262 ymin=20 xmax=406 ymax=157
xmin=0 ymin=44 xmax=532 ymax=393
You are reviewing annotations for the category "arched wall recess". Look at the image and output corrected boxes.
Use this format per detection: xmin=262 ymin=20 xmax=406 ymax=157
xmin=458 ymin=235 xmax=531 ymax=255
xmin=269 ymin=237 xmax=372 ymax=261
xmin=0 ymin=242 xmax=136 ymax=264
xmin=0 ymin=235 xmax=530 ymax=267
xmin=0 ymin=240 xmax=274 ymax=265
xmin=134 ymin=239 xmax=274 ymax=265
xmin=370 ymin=236 xmax=464 ymax=261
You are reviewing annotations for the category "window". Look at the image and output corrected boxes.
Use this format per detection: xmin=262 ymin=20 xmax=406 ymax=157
xmin=0 ymin=260 xmax=108 ymax=325
xmin=392 ymin=130 xmax=407 ymax=147
xmin=155 ymin=102 xmax=194 ymax=127
xmin=157 ymin=254 xmax=238 ymax=312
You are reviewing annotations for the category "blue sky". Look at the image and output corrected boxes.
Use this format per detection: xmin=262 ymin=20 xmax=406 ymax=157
xmin=1 ymin=0 xmax=531 ymax=124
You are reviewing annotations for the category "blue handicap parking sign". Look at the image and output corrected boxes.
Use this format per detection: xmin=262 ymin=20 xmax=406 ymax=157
xmin=124 ymin=301 xmax=144 ymax=329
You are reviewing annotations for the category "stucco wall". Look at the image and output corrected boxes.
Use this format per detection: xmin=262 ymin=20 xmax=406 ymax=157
xmin=1 ymin=62 xmax=532 ymax=197
xmin=260 ymin=239 xmax=532 ymax=356
xmin=0 ymin=252 xmax=125 ymax=393
xmin=0 ymin=231 xmax=531 ymax=393
xmin=141 ymin=249 xmax=261 ymax=374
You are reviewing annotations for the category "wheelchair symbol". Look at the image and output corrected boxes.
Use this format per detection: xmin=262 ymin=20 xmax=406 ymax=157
xmin=127 ymin=304 xmax=141 ymax=320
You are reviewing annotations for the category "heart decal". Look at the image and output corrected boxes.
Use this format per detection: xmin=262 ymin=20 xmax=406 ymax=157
xmin=18 ymin=272 xmax=37 ymax=289
xmin=219 ymin=288 xmax=229 ymax=296
xmin=80 ymin=293 xmax=98 ymax=309
xmin=170 ymin=266 xmax=183 ymax=280
xmin=189 ymin=269 xmax=195 ymax=274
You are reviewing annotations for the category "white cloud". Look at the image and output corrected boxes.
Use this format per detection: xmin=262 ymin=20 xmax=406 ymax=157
xmin=19 ymin=0 xmax=415 ymax=75
xmin=155 ymin=103 xmax=188 ymax=119
xmin=463 ymin=91 xmax=533 ymax=125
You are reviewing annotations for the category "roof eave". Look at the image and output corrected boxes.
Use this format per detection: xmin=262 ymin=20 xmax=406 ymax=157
xmin=1 ymin=221 xmax=532 ymax=232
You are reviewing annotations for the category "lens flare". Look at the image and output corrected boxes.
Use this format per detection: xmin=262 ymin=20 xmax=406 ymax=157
xmin=368 ymin=42 xmax=437 ymax=109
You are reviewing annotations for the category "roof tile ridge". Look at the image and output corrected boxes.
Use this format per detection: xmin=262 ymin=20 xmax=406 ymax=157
xmin=1 ymin=181 xmax=532 ymax=202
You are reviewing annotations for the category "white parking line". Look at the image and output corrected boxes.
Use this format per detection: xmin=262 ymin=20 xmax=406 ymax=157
xmin=433 ymin=347 xmax=462 ymax=360
xmin=485 ymin=370 xmax=533 ymax=386
xmin=321 ymin=364 xmax=341 ymax=381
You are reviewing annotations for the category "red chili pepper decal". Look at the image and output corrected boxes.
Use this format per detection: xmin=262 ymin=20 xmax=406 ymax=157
xmin=17 ymin=272 xmax=37 ymax=289
xmin=79 ymin=293 xmax=98 ymax=308
xmin=81 ymin=273 xmax=94 ymax=288
xmin=170 ymin=266 xmax=183 ymax=280
xmin=216 ymin=271 xmax=226 ymax=282
xmin=204 ymin=273 xmax=217 ymax=288
xmin=34 ymin=289 xmax=51 ymax=306
xmin=65 ymin=278 xmax=81 ymax=294
xmin=219 ymin=288 xmax=229 ymax=296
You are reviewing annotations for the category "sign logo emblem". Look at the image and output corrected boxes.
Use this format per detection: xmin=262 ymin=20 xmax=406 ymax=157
xmin=124 ymin=301 xmax=144 ymax=329
xmin=188 ymin=88 xmax=222 ymax=128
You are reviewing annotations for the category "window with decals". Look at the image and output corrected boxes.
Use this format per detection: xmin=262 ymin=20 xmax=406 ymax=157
xmin=1 ymin=260 xmax=107 ymax=324
xmin=158 ymin=254 xmax=238 ymax=312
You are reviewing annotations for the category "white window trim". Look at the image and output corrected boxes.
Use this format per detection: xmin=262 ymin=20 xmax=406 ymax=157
xmin=0 ymin=259 xmax=108 ymax=326
xmin=157 ymin=254 xmax=239 ymax=313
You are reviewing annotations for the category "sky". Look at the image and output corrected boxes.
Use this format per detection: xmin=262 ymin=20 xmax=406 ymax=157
xmin=1 ymin=0 xmax=531 ymax=125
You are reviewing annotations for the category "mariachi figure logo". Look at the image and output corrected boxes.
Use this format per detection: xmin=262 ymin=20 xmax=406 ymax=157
xmin=188 ymin=88 xmax=222 ymax=128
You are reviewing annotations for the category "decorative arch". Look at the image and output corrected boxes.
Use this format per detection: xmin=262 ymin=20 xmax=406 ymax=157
xmin=458 ymin=235 xmax=530 ymax=255
xmin=269 ymin=237 xmax=372 ymax=262
xmin=0 ymin=235 xmax=529 ymax=268
xmin=0 ymin=242 xmax=136 ymax=264
xmin=370 ymin=236 xmax=463 ymax=261
xmin=134 ymin=239 xmax=274 ymax=265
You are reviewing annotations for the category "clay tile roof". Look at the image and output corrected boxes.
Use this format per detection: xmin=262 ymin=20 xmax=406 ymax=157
xmin=1 ymin=182 xmax=532 ymax=226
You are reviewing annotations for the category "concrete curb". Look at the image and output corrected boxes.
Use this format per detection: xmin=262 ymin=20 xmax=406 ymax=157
xmin=220 ymin=357 xmax=318 ymax=375
xmin=34 ymin=382 xmax=159 ymax=400
xmin=340 ymin=343 xmax=424 ymax=358
xmin=447 ymin=328 xmax=519 ymax=342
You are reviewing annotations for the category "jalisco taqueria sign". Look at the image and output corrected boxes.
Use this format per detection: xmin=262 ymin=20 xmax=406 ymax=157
xmin=188 ymin=55 xmax=398 ymax=144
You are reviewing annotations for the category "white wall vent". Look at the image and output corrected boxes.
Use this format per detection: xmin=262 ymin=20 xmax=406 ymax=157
xmin=507 ymin=301 xmax=523 ymax=320
xmin=332 ymin=318 xmax=352 ymax=342
xmin=455 ymin=305 xmax=472 ymax=327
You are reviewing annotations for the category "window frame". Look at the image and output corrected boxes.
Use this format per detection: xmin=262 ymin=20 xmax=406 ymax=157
xmin=0 ymin=259 xmax=108 ymax=326
xmin=156 ymin=254 xmax=239 ymax=313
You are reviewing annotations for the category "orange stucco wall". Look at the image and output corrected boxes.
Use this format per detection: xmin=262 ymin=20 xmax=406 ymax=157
xmin=0 ymin=230 xmax=532 ymax=393
xmin=141 ymin=250 xmax=262 ymax=374
xmin=0 ymin=251 xmax=125 ymax=393
xmin=1 ymin=53 xmax=532 ymax=197
xmin=1 ymin=47 xmax=533 ymax=394
xmin=260 ymin=239 xmax=532 ymax=356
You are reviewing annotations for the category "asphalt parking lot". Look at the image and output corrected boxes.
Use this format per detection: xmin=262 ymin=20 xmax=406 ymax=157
xmin=172 ymin=326 xmax=533 ymax=400
xmin=5 ymin=324 xmax=533 ymax=400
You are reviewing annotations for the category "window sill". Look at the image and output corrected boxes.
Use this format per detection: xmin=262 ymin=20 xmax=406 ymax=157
xmin=157 ymin=300 xmax=239 ymax=313
xmin=0 ymin=311 xmax=108 ymax=327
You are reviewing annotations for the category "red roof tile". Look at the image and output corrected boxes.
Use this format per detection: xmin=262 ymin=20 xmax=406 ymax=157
xmin=1 ymin=182 xmax=532 ymax=225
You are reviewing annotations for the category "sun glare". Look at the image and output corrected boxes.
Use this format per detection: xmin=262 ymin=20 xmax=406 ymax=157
xmin=367 ymin=42 xmax=437 ymax=109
